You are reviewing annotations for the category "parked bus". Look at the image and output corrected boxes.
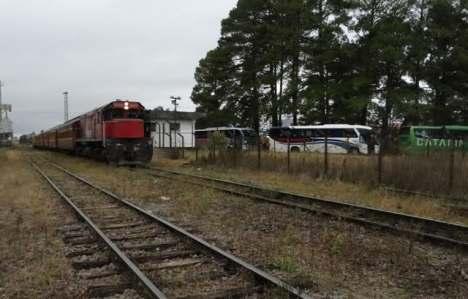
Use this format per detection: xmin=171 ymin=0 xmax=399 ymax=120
xmin=194 ymin=127 xmax=256 ymax=150
xmin=267 ymin=124 xmax=378 ymax=154
xmin=399 ymin=125 xmax=468 ymax=153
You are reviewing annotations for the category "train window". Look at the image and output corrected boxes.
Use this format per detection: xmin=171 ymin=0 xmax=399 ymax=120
xmin=103 ymin=109 xmax=113 ymax=121
xmin=112 ymin=110 xmax=124 ymax=119
xmin=128 ymin=109 xmax=143 ymax=119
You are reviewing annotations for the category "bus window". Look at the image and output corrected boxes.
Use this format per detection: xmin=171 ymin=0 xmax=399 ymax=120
xmin=268 ymin=128 xmax=282 ymax=139
xmin=399 ymin=127 xmax=411 ymax=145
xmin=344 ymin=129 xmax=358 ymax=138
xmin=304 ymin=129 xmax=314 ymax=138
xmin=414 ymin=128 xmax=443 ymax=139
xmin=194 ymin=131 xmax=208 ymax=139
xmin=322 ymin=129 xmax=352 ymax=138
xmin=399 ymin=127 xmax=410 ymax=136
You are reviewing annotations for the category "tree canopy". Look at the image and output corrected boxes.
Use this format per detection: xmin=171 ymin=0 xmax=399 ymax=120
xmin=191 ymin=0 xmax=468 ymax=133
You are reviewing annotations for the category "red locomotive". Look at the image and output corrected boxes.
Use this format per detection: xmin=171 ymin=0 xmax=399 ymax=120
xmin=33 ymin=100 xmax=153 ymax=165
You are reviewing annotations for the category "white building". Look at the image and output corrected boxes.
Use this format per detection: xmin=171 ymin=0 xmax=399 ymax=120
xmin=149 ymin=110 xmax=205 ymax=148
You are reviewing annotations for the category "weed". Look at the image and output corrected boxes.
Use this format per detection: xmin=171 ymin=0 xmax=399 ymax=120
xmin=273 ymin=254 xmax=300 ymax=273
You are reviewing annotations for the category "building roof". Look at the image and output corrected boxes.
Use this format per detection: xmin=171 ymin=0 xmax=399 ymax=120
xmin=273 ymin=124 xmax=373 ymax=130
xmin=149 ymin=110 xmax=206 ymax=121
xmin=195 ymin=127 xmax=254 ymax=132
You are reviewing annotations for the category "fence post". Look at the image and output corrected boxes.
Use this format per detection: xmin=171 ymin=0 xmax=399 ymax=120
xmin=287 ymin=136 xmax=291 ymax=174
xmin=233 ymin=133 xmax=237 ymax=168
xmin=195 ymin=146 xmax=199 ymax=162
xmin=324 ymin=133 xmax=329 ymax=177
xmin=341 ymin=157 xmax=347 ymax=181
xmin=257 ymin=134 xmax=261 ymax=170
xmin=213 ymin=137 xmax=216 ymax=163
xmin=426 ymin=137 xmax=430 ymax=157
xmin=462 ymin=137 xmax=466 ymax=160
xmin=449 ymin=136 xmax=455 ymax=192
xmin=378 ymin=139 xmax=384 ymax=185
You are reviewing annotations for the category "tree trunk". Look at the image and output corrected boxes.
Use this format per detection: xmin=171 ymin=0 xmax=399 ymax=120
xmin=433 ymin=88 xmax=447 ymax=125
xmin=270 ymin=64 xmax=279 ymax=126
xmin=278 ymin=57 xmax=285 ymax=126
xmin=291 ymin=52 xmax=300 ymax=125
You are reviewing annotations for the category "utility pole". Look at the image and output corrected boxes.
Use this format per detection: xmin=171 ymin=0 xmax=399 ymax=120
xmin=63 ymin=91 xmax=69 ymax=122
xmin=0 ymin=80 xmax=3 ymax=121
xmin=170 ymin=96 xmax=181 ymax=148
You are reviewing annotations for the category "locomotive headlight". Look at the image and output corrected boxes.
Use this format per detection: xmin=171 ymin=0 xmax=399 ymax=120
xmin=124 ymin=101 xmax=129 ymax=110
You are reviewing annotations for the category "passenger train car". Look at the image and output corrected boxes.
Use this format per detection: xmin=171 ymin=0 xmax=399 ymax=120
xmin=33 ymin=100 xmax=153 ymax=165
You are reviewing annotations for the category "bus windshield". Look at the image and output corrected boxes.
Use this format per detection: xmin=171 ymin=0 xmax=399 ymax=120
xmin=357 ymin=128 xmax=374 ymax=144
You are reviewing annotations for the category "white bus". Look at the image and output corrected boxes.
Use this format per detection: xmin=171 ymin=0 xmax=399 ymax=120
xmin=194 ymin=127 xmax=257 ymax=150
xmin=267 ymin=124 xmax=379 ymax=154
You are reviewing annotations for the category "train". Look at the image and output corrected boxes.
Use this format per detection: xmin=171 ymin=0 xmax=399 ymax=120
xmin=33 ymin=100 xmax=153 ymax=165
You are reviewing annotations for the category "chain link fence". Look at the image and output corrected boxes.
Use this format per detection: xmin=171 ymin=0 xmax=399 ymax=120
xmin=188 ymin=136 xmax=467 ymax=200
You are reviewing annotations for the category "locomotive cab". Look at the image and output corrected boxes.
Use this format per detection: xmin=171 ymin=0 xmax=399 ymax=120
xmin=101 ymin=100 xmax=153 ymax=165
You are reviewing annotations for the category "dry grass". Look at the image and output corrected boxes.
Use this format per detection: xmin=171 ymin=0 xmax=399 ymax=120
xmin=153 ymin=154 xmax=468 ymax=226
xmin=0 ymin=148 xmax=81 ymax=298
xmin=189 ymin=149 xmax=468 ymax=200
xmin=33 ymin=150 xmax=468 ymax=297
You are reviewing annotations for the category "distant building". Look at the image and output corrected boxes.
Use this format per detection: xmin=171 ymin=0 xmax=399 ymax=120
xmin=0 ymin=105 xmax=13 ymax=147
xmin=148 ymin=110 xmax=205 ymax=148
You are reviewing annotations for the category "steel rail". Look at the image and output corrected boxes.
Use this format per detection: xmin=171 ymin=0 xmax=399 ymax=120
xmin=49 ymin=162 xmax=311 ymax=299
xmin=150 ymin=167 xmax=468 ymax=250
xmin=31 ymin=162 xmax=168 ymax=298
xmin=383 ymin=187 xmax=468 ymax=205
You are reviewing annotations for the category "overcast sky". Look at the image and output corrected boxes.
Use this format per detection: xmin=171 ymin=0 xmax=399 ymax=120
xmin=0 ymin=0 xmax=237 ymax=135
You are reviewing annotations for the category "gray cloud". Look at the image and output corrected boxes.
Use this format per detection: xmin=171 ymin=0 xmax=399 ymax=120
xmin=0 ymin=0 xmax=236 ymax=135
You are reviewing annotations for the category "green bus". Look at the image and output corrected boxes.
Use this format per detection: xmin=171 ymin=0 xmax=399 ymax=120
xmin=399 ymin=125 xmax=468 ymax=153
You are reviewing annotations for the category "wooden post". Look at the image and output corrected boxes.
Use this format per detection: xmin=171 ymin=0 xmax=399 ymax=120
xmin=233 ymin=133 xmax=237 ymax=168
xmin=449 ymin=136 xmax=455 ymax=192
xmin=287 ymin=136 xmax=291 ymax=174
xmin=426 ymin=137 xmax=430 ymax=157
xmin=257 ymin=134 xmax=261 ymax=170
xmin=324 ymin=133 xmax=329 ymax=177
xmin=378 ymin=138 xmax=383 ymax=185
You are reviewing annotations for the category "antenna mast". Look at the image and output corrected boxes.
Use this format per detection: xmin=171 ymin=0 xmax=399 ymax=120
xmin=63 ymin=91 xmax=69 ymax=122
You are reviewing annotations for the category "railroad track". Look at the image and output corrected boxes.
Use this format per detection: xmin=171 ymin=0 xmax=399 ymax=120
xmin=149 ymin=167 xmax=468 ymax=250
xmin=32 ymin=161 xmax=310 ymax=299
xmin=383 ymin=187 xmax=468 ymax=212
